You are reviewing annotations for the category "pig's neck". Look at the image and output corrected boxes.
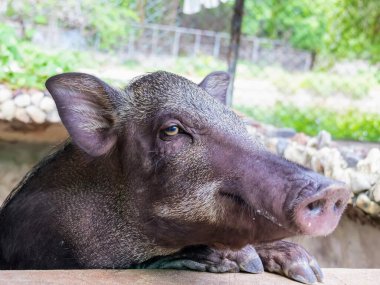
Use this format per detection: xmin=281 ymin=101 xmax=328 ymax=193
xmin=39 ymin=142 xmax=177 ymax=268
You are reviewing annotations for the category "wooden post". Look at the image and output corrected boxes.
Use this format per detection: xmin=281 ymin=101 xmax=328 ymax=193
xmin=213 ymin=33 xmax=221 ymax=58
xmin=227 ymin=0 xmax=245 ymax=107
xmin=251 ymin=37 xmax=260 ymax=62
xmin=151 ymin=27 xmax=158 ymax=56
xmin=172 ymin=30 xmax=181 ymax=58
xmin=193 ymin=32 xmax=201 ymax=57
xmin=127 ymin=27 xmax=136 ymax=58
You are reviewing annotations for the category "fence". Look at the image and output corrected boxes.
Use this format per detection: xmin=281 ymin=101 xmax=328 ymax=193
xmin=22 ymin=21 xmax=312 ymax=72
xmin=126 ymin=24 xmax=312 ymax=71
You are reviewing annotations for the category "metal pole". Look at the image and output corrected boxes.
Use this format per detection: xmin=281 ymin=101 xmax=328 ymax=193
xmin=226 ymin=0 xmax=245 ymax=107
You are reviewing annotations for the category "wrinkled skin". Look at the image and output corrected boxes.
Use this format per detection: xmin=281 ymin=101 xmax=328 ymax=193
xmin=0 ymin=71 xmax=349 ymax=284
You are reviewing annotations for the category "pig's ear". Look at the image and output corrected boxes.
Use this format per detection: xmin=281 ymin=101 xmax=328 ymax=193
xmin=199 ymin=71 xmax=230 ymax=105
xmin=46 ymin=72 xmax=119 ymax=157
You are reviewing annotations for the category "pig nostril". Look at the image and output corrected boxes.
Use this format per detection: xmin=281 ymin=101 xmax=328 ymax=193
xmin=306 ymin=200 xmax=325 ymax=214
xmin=334 ymin=200 xmax=343 ymax=211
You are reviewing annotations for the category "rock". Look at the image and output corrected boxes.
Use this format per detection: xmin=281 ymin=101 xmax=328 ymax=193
xmin=348 ymin=192 xmax=354 ymax=205
xmin=246 ymin=125 xmax=265 ymax=144
xmin=266 ymin=138 xmax=278 ymax=154
xmin=310 ymin=153 xmax=323 ymax=173
xmin=14 ymin=107 xmax=31 ymax=123
xmin=332 ymin=167 xmax=350 ymax=185
xmin=306 ymin=137 xmax=318 ymax=148
xmin=355 ymin=193 xmax=380 ymax=215
xmin=14 ymin=94 xmax=31 ymax=107
xmin=46 ymin=110 xmax=61 ymax=123
xmin=310 ymin=147 xmax=346 ymax=177
xmin=0 ymin=100 xmax=16 ymax=120
xmin=371 ymin=179 xmax=380 ymax=203
xmin=39 ymin=96 xmax=56 ymax=113
xmin=270 ymin=128 xmax=296 ymax=138
xmin=291 ymin=133 xmax=309 ymax=145
xmin=30 ymin=91 xmax=45 ymax=106
xmin=340 ymin=148 xmax=361 ymax=168
xmin=0 ymin=87 xmax=12 ymax=103
xmin=357 ymin=148 xmax=380 ymax=174
xmin=284 ymin=143 xmax=307 ymax=165
xmin=276 ymin=138 xmax=288 ymax=156
xmin=316 ymin=130 xmax=332 ymax=149
xmin=349 ymin=171 xmax=372 ymax=193
xmin=26 ymin=105 xmax=46 ymax=123
xmin=246 ymin=125 xmax=257 ymax=136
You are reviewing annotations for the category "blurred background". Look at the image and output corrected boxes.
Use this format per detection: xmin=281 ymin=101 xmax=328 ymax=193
xmin=1 ymin=0 xmax=379 ymax=140
xmin=0 ymin=0 xmax=379 ymax=268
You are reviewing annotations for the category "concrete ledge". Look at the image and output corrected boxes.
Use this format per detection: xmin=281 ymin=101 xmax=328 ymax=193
xmin=0 ymin=121 xmax=67 ymax=143
xmin=1 ymin=269 xmax=379 ymax=285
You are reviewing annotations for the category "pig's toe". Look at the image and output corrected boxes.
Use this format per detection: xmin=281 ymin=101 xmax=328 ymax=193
xmin=191 ymin=245 xmax=262 ymax=273
xmin=286 ymin=262 xmax=317 ymax=284
xmin=229 ymin=245 xmax=264 ymax=273
xmin=255 ymin=241 xmax=323 ymax=284
xmin=308 ymin=256 xmax=323 ymax=282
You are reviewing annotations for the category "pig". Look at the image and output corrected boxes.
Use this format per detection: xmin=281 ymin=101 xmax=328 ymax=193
xmin=0 ymin=71 xmax=350 ymax=284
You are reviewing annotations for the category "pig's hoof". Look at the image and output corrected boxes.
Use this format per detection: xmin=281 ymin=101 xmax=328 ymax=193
xmin=255 ymin=241 xmax=323 ymax=284
xmin=224 ymin=244 xmax=264 ymax=273
xmin=133 ymin=245 xmax=263 ymax=274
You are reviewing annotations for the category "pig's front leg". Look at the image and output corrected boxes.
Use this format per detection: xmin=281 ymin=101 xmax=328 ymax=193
xmin=255 ymin=240 xmax=323 ymax=284
xmin=133 ymin=245 xmax=263 ymax=273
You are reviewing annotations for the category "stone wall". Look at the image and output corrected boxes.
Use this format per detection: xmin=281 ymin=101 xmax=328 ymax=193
xmin=0 ymin=141 xmax=52 ymax=203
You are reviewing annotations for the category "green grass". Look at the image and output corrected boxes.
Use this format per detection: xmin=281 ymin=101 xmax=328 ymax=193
xmin=162 ymin=56 xmax=379 ymax=100
xmin=269 ymin=69 xmax=378 ymax=99
xmin=236 ymin=104 xmax=380 ymax=142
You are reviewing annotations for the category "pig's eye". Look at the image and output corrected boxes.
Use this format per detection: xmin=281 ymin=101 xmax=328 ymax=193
xmin=163 ymin=125 xmax=179 ymax=136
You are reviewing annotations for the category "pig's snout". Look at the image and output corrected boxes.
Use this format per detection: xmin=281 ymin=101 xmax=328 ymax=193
xmin=294 ymin=184 xmax=350 ymax=236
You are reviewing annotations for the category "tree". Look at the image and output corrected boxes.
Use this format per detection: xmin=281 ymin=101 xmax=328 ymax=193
xmin=241 ymin=0 xmax=379 ymax=63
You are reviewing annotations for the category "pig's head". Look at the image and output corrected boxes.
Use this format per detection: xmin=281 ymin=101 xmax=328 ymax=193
xmin=46 ymin=71 xmax=350 ymax=251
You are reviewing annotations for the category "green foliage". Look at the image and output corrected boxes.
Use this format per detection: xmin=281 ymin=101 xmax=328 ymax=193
xmin=2 ymin=0 xmax=139 ymax=49
xmin=82 ymin=0 xmax=139 ymax=49
xmin=242 ymin=0 xmax=380 ymax=62
xmin=0 ymin=24 xmax=22 ymax=66
xmin=0 ymin=24 xmax=89 ymax=89
xmin=243 ymin=0 xmax=326 ymax=53
xmin=323 ymin=0 xmax=380 ymax=62
xmin=237 ymin=104 xmax=380 ymax=142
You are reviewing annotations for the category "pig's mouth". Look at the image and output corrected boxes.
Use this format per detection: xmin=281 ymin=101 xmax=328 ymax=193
xmin=219 ymin=191 xmax=292 ymax=232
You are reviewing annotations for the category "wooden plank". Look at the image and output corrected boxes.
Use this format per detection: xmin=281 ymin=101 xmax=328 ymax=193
xmin=0 ymin=269 xmax=379 ymax=285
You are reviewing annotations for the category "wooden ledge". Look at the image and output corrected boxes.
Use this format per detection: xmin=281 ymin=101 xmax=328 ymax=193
xmin=1 ymin=269 xmax=379 ymax=285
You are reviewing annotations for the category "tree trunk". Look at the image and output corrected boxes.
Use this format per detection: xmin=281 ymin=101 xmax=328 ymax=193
xmin=226 ymin=0 xmax=245 ymax=107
